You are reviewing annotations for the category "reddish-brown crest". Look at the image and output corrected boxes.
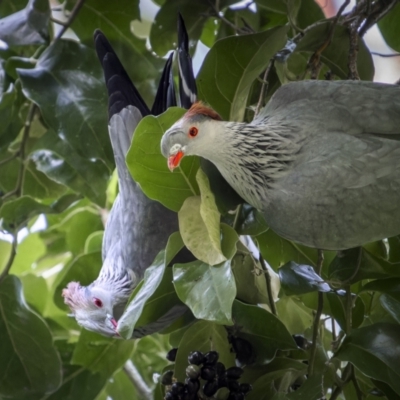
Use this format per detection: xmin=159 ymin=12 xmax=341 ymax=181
xmin=184 ymin=101 xmax=222 ymax=121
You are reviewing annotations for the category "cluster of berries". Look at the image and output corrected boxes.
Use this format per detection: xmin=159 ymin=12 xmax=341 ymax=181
xmin=162 ymin=349 xmax=252 ymax=400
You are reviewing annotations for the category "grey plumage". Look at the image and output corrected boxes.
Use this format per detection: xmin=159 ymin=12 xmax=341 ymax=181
xmin=62 ymin=27 xmax=195 ymax=338
xmin=161 ymin=80 xmax=400 ymax=250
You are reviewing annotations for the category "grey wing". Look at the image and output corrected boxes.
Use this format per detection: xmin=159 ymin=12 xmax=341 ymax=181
xmin=103 ymin=105 xmax=179 ymax=279
xmin=267 ymin=131 xmax=400 ymax=249
xmin=256 ymin=80 xmax=400 ymax=137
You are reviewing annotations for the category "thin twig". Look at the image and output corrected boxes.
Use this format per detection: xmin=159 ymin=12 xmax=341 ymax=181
xmin=2 ymin=104 xmax=36 ymax=201
xmin=307 ymin=0 xmax=350 ymax=77
xmin=344 ymin=285 xmax=353 ymax=335
xmin=53 ymin=0 xmax=86 ymax=42
xmin=330 ymin=362 xmax=353 ymax=400
xmin=123 ymin=360 xmax=152 ymax=400
xmin=259 ymin=252 xmax=277 ymax=316
xmin=371 ymin=51 xmax=400 ymax=57
xmin=207 ymin=0 xmax=252 ymax=34
xmin=347 ymin=22 xmax=360 ymax=80
xmin=351 ymin=365 xmax=364 ymax=400
xmin=308 ymin=249 xmax=324 ymax=377
xmin=232 ymin=203 xmax=243 ymax=231
xmin=0 ymin=232 xmax=17 ymax=282
xmin=254 ymin=59 xmax=274 ymax=117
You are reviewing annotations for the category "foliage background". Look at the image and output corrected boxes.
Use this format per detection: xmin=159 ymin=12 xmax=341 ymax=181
xmin=0 ymin=0 xmax=400 ymax=399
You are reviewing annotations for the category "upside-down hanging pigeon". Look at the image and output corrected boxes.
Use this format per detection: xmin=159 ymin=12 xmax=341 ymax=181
xmin=161 ymin=80 xmax=400 ymax=250
xmin=62 ymin=18 xmax=196 ymax=338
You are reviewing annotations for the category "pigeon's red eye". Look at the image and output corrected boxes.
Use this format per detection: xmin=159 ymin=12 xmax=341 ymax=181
xmin=93 ymin=298 xmax=103 ymax=308
xmin=189 ymin=127 xmax=198 ymax=137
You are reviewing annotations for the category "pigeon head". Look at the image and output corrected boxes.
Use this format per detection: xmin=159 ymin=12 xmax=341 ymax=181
xmin=62 ymin=281 xmax=119 ymax=337
xmin=161 ymin=102 xmax=223 ymax=170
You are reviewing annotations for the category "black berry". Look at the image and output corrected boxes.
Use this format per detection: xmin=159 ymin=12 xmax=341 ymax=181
xmin=226 ymin=366 xmax=244 ymax=380
xmin=203 ymin=380 xmax=219 ymax=397
xmin=185 ymin=378 xmax=200 ymax=394
xmin=216 ymin=362 xmax=226 ymax=377
xmin=171 ymin=382 xmax=185 ymax=396
xmin=201 ymin=366 xmax=216 ymax=381
xmin=166 ymin=348 xmax=178 ymax=362
xmin=204 ymin=351 xmax=219 ymax=365
xmin=161 ymin=370 xmax=174 ymax=386
xmin=188 ymin=351 xmax=204 ymax=365
xmin=239 ymin=383 xmax=252 ymax=394
xmin=227 ymin=379 xmax=240 ymax=392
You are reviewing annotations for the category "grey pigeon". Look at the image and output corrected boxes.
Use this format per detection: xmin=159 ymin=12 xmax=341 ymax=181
xmin=161 ymin=80 xmax=400 ymax=250
xmin=63 ymin=20 xmax=196 ymax=338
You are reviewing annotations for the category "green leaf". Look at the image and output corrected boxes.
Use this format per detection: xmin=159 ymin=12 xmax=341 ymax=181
xmin=0 ymin=0 xmax=50 ymax=47
xmin=362 ymin=278 xmax=400 ymax=323
xmin=179 ymin=196 xmax=226 ymax=265
xmin=173 ymin=259 xmax=236 ymax=324
xmin=149 ymin=0 xmax=237 ymax=56
xmin=173 ymin=320 xmax=235 ymax=382
xmin=20 ymin=274 xmax=48 ymax=314
xmin=118 ymin=250 xmax=183 ymax=339
xmin=197 ymin=26 xmax=288 ymax=121
xmin=11 ymin=232 xmax=46 ymax=275
xmin=295 ymin=21 xmax=374 ymax=80
xmin=231 ymin=241 xmax=270 ymax=305
xmin=65 ymin=0 xmax=139 ymax=45
xmin=127 ymin=108 xmax=200 ymax=211
xmin=0 ymin=194 xmax=80 ymax=231
xmin=326 ymin=293 xmax=365 ymax=330
xmin=31 ymin=128 xmax=110 ymax=205
xmin=232 ymin=300 xmax=296 ymax=364
xmin=279 ymin=261 xmax=331 ymax=296
xmin=328 ymin=247 xmax=400 ymax=284
xmin=0 ymin=83 xmax=24 ymax=150
xmin=0 ymin=275 xmax=61 ymax=398
xmin=72 ymin=330 xmax=134 ymax=377
xmin=378 ymin=3 xmax=400 ymax=52
xmin=287 ymin=374 xmax=324 ymax=400
xmin=335 ymin=323 xmax=400 ymax=395
xmin=45 ymin=366 xmax=104 ymax=400
xmin=18 ymin=40 xmax=113 ymax=167
xmin=296 ymin=0 xmax=324 ymax=29
xmin=200 ymin=159 xmax=243 ymax=214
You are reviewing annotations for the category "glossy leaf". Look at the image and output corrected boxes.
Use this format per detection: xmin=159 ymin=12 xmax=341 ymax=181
xmin=335 ymin=323 xmax=400 ymax=395
xmin=362 ymin=278 xmax=400 ymax=323
xmin=31 ymin=128 xmax=110 ymax=205
xmin=0 ymin=275 xmax=61 ymax=398
xmin=0 ymin=0 xmax=49 ymax=47
xmin=378 ymin=2 xmax=400 ymax=52
xmin=279 ymin=261 xmax=331 ymax=296
xmin=18 ymin=40 xmax=113 ymax=167
xmin=197 ymin=25 xmax=288 ymax=121
xmin=127 ymin=108 xmax=200 ymax=211
xmin=179 ymin=196 xmax=226 ymax=265
xmin=328 ymin=247 xmax=400 ymax=283
xmin=72 ymin=330 xmax=134 ymax=377
xmin=326 ymin=293 xmax=365 ymax=330
xmin=295 ymin=21 xmax=374 ymax=80
xmin=173 ymin=259 xmax=236 ymax=324
xmin=232 ymin=300 xmax=297 ymax=364
xmin=0 ymin=194 xmax=80 ymax=231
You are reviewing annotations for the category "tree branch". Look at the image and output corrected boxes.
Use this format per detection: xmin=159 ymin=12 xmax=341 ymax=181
xmin=123 ymin=360 xmax=153 ymax=400
xmin=308 ymin=249 xmax=324 ymax=376
xmin=2 ymin=104 xmax=36 ymax=201
xmin=53 ymin=0 xmax=86 ymax=42
xmin=0 ymin=232 xmax=17 ymax=282
xmin=254 ymin=59 xmax=274 ymax=117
